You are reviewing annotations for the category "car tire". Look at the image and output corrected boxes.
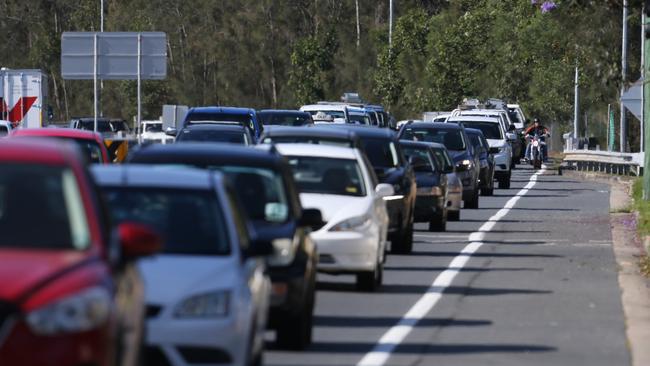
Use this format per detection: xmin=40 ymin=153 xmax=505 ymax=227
xmin=498 ymin=172 xmax=511 ymax=189
xmin=448 ymin=210 xmax=460 ymax=221
xmin=276 ymin=281 xmax=315 ymax=350
xmin=356 ymin=262 xmax=383 ymax=292
xmin=480 ymin=185 xmax=494 ymax=196
xmin=428 ymin=208 xmax=447 ymax=232
xmin=391 ymin=221 xmax=413 ymax=254
xmin=465 ymin=189 xmax=479 ymax=209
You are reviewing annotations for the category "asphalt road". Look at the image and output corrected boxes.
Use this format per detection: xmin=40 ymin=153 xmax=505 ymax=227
xmin=265 ymin=165 xmax=631 ymax=366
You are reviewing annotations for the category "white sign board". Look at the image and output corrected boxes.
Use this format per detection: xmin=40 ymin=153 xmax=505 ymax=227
xmin=61 ymin=32 xmax=167 ymax=80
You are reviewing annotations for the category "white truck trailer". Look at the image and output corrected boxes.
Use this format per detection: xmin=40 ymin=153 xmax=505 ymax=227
xmin=0 ymin=68 xmax=48 ymax=129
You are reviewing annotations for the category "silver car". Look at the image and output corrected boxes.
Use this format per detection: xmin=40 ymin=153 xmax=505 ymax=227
xmin=430 ymin=144 xmax=463 ymax=221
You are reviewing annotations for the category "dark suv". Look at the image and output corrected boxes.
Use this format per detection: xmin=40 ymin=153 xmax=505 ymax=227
xmin=322 ymin=125 xmax=417 ymax=253
xmin=398 ymin=122 xmax=480 ymax=208
xmin=127 ymin=143 xmax=322 ymax=350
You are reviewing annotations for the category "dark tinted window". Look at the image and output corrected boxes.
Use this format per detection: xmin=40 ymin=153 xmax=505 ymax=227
xmin=259 ymin=112 xmax=312 ymax=126
xmin=402 ymin=147 xmax=437 ymax=171
xmin=360 ymin=138 xmax=399 ymax=168
xmin=263 ymin=136 xmax=353 ymax=148
xmin=432 ymin=148 xmax=454 ymax=171
xmin=460 ymin=121 xmax=502 ymax=139
xmin=176 ymin=128 xmax=247 ymax=145
xmin=400 ymin=127 xmax=466 ymax=151
xmin=287 ymin=157 xmax=366 ymax=197
xmin=71 ymin=138 xmax=104 ymax=164
xmin=0 ymin=164 xmax=90 ymax=250
xmin=79 ymin=120 xmax=113 ymax=133
xmin=186 ymin=112 xmax=252 ymax=126
xmin=103 ymin=188 xmax=230 ymax=256
xmin=0 ymin=126 xmax=8 ymax=137
xmin=145 ymin=123 xmax=163 ymax=132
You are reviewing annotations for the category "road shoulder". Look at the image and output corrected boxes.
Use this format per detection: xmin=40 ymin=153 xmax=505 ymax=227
xmin=568 ymin=172 xmax=650 ymax=366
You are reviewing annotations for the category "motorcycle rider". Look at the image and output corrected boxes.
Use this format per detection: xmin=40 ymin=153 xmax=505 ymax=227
xmin=524 ymin=118 xmax=550 ymax=162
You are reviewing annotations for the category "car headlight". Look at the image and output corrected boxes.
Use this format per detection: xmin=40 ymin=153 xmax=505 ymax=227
xmin=267 ymin=238 xmax=297 ymax=266
xmin=329 ymin=214 xmax=371 ymax=232
xmin=26 ymin=286 xmax=112 ymax=335
xmin=416 ymin=186 xmax=443 ymax=196
xmin=498 ymin=146 xmax=509 ymax=154
xmin=456 ymin=159 xmax=473 ymax=171
xmin=174 ymin=290 xmax=230 ymax=318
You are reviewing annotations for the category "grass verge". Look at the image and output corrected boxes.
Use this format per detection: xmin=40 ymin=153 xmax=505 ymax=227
xmin=640 ymin=256 xmax=650 ymax=277
xmin=632 ymin=178 xmax=650 ymax=237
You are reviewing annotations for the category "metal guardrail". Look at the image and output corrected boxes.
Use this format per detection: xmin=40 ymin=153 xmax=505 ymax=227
xmin=562 ymin=149 xmax=644 ymax=176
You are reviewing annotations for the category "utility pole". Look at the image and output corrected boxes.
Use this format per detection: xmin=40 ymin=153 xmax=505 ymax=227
xmin=355 ymin=0 xmax=360 ymax=48
xmin=389 ymin=0 xmax=393 ymax=49
xmin=99 ymin=0 xmax=104 ymax=118
xmin=574 ymin=66 xmax=579 ymax=148
xmin=621 ymin=0 xmax=629 ymax=152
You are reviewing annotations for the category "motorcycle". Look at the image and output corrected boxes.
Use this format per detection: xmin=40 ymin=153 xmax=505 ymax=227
xmin=526 ymin=133 xmax=547 ymax=170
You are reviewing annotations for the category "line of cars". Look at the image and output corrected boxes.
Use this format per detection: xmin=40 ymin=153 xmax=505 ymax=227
xmin=0 ymin=98 xmax=527 ymax=366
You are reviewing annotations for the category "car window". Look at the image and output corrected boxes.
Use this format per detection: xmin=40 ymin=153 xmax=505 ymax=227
xmin=402 ymin=146 xmax=437 ymax=171
xmin=401 ymin=127 xmax=466 ymax=151
xmin=468 ymin=134 xmax=482 ymax=150
xmin=71 ymin=138 xmax=104 ymax=164
xmin=305 ymin=110 xmax=346 ymax=119
xmin=176 ymin=129 xmax=246 ymax=144
xmin=349 ymin=114 xmax=370 ymax=125
xmin=460 ymin=122 xmax=503 ymax=139
xmin=360 ymin=138 xmax=399 ymax=168
xmin=0 ymin=164 xmax=90 ymax=250
xmin=0 ymin=126 xmax=8 ymax=137
xmin=103 ymin=187 xmax=230 ymax=256
xmin=212 ymin=166 xmax=290 ymax=224
xmin=224 ymin=186 xmax=250 ymax=252
xmin=145 ymin=123 xmax=163 ymax=132
xmin=432 ymin=148 xmax=454 ymax=172
xmin=79 ymin=120 xmax=113 ymax=133
xmin=264 ymin=136 xmax=353 ymax=148
xmin=260 ymin=113 xmax=312 ymax=126
xmin=287 ymin=156 xmax=367 ymax=197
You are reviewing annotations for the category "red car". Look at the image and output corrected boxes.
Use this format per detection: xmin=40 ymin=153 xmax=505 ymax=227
xmin=11 ymin=128 xmax=111 ymax=164
xmin=0 ymin=139 xmax=160 ymax=366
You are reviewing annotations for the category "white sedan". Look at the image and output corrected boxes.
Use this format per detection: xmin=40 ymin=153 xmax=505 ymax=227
xmin=275 ymin=143 xmax=393 ymax=291
xmin=92 ymin=165 xmax=271 ymax=366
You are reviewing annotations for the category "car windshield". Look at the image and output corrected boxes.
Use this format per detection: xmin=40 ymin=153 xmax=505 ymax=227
xmin=401 ymin=127 xmax=466 ymax=151
xmin=306 ymin=110 xmax=346 ymax=119
xmin=103 ymin=187 xmax=230 ymax=256
xmin=468 ymin=134 xmax=483 ymax=150
xmin=176 ymin=129 xmax=247 ymax=145
xmin=71 ymin=138 xmax=104 ymax=164
xmin=460 ymin=121 xmax=503 ymax=139
xmin=431 ymin=148 xmax=454 ymax=171
xmin=287 ymin=156 xmax=366 ymax=197
xmin=0 ymin=164 xmax=90 ymax=250
xmin=263 ymin=136 xmax=353 ymax=147
xmin=260 ymin=113 xmax=312 ymax=126
xmin=145 ymin=123 xmax=163 ymax=132
xmin=402 ymin=146 xmax=437 ymax=171
xmin=361 ymin=138 xmax=400 ymax=168
xmin=79 ymin=120 xmax=113 ymax=133
xmin=185 ymin=112 xmax=253 ymax=127
xmin=349 ymin=114 xmax=370 ymax=125
xmin=507 ymin=109 xmax=521 ymax=124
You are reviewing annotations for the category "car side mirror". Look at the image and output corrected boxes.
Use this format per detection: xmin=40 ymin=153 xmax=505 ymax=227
xmin=508 ymin=125 xmax=516 ymax=132
xmin=506 ymin=132 xmax=517 ymax=141
xmin=298 ymin=208 xmax=324 ymax=230
xmin=375 ymin=183 xmax=395 ymax=198
xmin=165 ymin=127 xmax=177 ymax=137
xmin=245 ymin=238 xmax=275 ymax=258
xmin=118 ymin=222 xmax=162 ymax=260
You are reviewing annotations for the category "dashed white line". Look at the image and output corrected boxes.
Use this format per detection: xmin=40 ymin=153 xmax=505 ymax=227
xmin=356 ymin=169 xmax=545 ymax=366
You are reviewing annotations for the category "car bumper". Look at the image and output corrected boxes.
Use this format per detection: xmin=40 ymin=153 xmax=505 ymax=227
xmin=414 ymin=194 xmax=445 ymax=221
xmin=146 ymin=316 xmax=244 ymax=366
xmin=447 ymin=190 xmax=462 ymax=212
xmin=311 ymin=228 xmax=379 ymax=273
xmin=493 ymin=152 xmax=510 ymax=171
xmin=0 ymin=321 xmax=111 ymax=366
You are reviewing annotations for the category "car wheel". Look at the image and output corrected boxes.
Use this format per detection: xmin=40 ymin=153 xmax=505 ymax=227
xmin=391 ymin=221 xmax=413 ymax=254
xmin=465 ymin=189 xmax=479 ymax=209
xmin=498 ymin=172 xmax=511 ymax=189
xmin=276 ymin=305 xmax=314 ymax=350
xmin=428 ymin=207 xmax=447 ymax=232
xmin=480 ymin=186 xmax=494 ymax=196
xmin=356 ymin=262 xmax=382 ymax=292
xmin=448 ymin=210 xmax=460 ymax=221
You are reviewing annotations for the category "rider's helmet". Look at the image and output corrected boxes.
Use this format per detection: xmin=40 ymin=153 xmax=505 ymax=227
xmin=533 ymin=118 xmax=540 ymax=125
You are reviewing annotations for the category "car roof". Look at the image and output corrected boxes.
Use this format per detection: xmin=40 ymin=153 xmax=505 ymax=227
xmin=129 ymin=142 xmax=283 ymax=168
xmin=188 ymin=106 xmax=254 ymax=114
xmin=399 ymin=140 xmax=445 ymax=150
xmin=300 ymin=104 xmax=347 ymax=112
xmin=91 ymin=165 xmax=222 ymax=190
xmin=322 ymin=124 xmax=396 ymax=139
xmin=181 ymin=124 xmax=247 ymax=132
xmin=460 ymin=109 xmax=505 ymax=115
xmin=403 ymin=122 xmax=463 ymax=130
xmin=12 ymin=128 xmax=103 ymax=141
xmin=262 ymin=126 xmax=359 ymax=140
xmin=447 ymin=116 xmax=500 ymax=123
xmin=0 ymin=138 xmax=79 ymax=165
xmin=275 ymin=143 xmax=358 ymax=160
xmin=258 ymin=109 xmax=309 ymax=115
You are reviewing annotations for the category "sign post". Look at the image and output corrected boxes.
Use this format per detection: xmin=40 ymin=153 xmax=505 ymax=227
xmin=61 ymin=32 xmax=167 ymax=133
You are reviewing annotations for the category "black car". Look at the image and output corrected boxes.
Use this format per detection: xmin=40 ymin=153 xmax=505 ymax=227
xmin=258 ymin=109 xmax=314 ymax=126
xmin=398 ymin=122 xmax=480 ymax=209
xmin=260 ymin=126 xmax=364 ymax=150
xmin=175 ymin=124 xmax=253 ymax=145
xmin=127 ymin=143 xmax=322 ymax=350
xmin=399 ymin=140 xmax=452 ymax=231
xmin=321 ymin=124 xmax=417 ymax=253
xmin=464 ymin=128 xmax=495 ymax=196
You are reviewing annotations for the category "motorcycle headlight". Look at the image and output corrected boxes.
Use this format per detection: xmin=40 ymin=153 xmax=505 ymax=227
xmin=456 ymin=160 xmax=473 ymax=171
xmin=329 ymin=214 xmax=371 ymax=232
xmin=267 ymin=238 xmax=297 ymax=266
xmin=174 ymin=290 xmax=230 ymax=318
xmin=26 ymin=286 xmax=112 ymax=335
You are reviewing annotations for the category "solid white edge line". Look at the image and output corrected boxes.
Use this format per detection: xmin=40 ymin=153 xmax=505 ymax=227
xmin=356 ymin=169 xmax=546 ymax=366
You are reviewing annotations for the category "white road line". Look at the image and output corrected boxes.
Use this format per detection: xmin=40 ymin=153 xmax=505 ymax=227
xmin=356 ymin=169 xmax=545 ymax=366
